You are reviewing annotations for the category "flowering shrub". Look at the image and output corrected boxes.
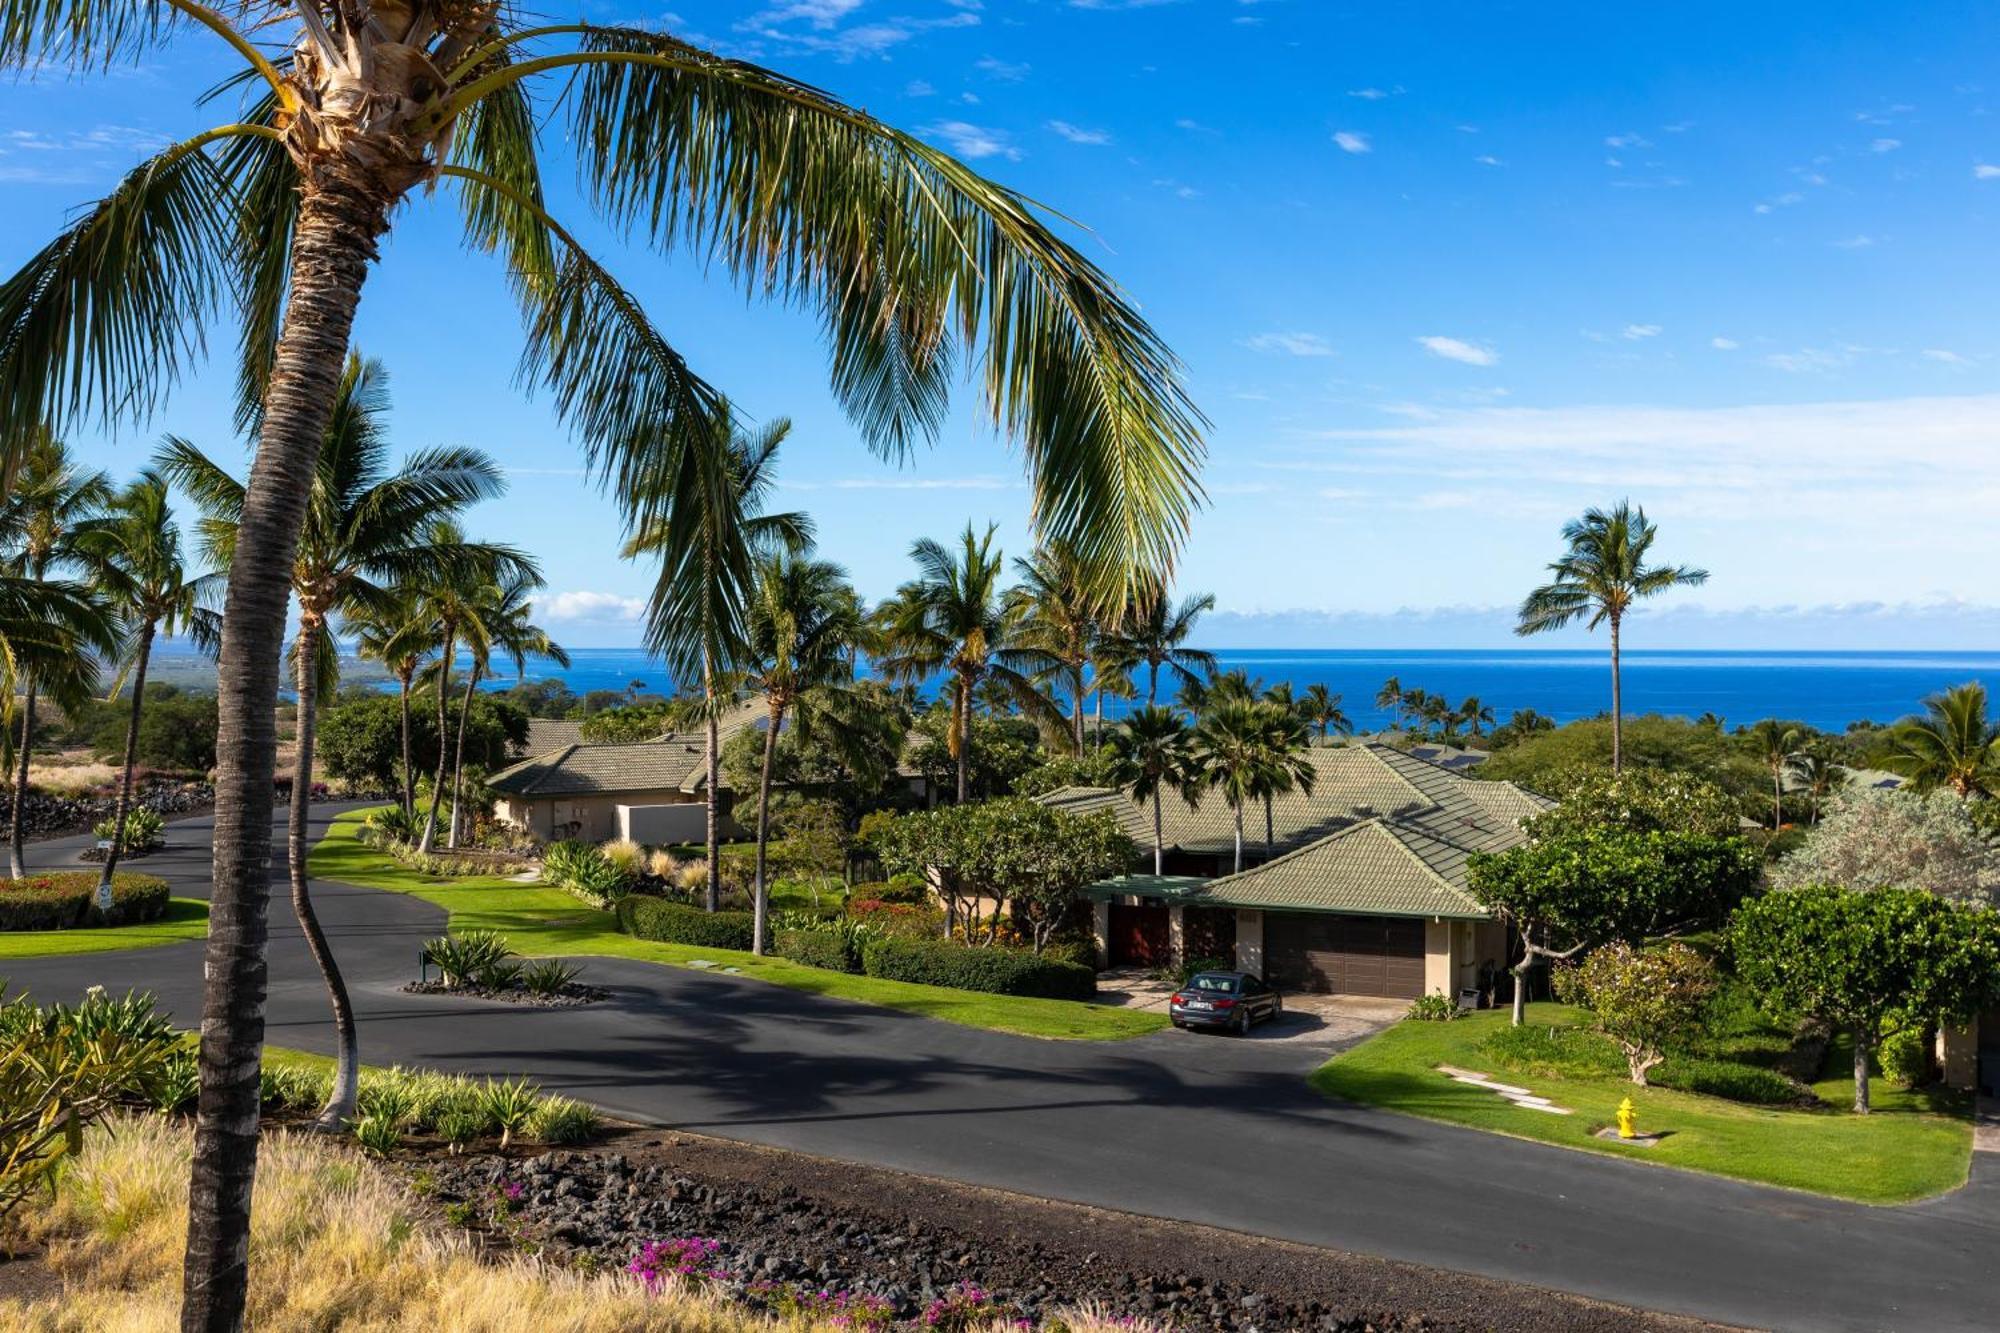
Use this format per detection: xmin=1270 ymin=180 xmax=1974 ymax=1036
xmin=627 ymin=1237 xmax=727 ymax=1293
xmin=750 ymin=1281 xmax=895 ymax=1329
xmin=921 ymin=1281 xmax=1006 ymax=1331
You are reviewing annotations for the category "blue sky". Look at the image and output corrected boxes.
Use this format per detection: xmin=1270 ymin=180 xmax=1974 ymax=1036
xmin=7 ymin=0 xmax=2000 ymax=647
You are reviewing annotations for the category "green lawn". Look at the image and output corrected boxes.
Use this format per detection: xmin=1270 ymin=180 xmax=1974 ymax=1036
xmin=0 ymin=898 xmax=210 ymax=960
xmin=1311 ymin=1003 xmax=1971 ymax=1204
xmin=310 ymin=809 xmax=1163 ymax=1041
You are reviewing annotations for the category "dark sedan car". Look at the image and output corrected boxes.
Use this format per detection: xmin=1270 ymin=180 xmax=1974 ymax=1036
xmin=1169 ymin=971 xmax=1282 ymax=1035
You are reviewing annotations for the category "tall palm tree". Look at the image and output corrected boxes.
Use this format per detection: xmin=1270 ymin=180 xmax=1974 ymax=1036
xmin=1087 ymin=656 xmax=1137 ymax=746
xmin=876 ymin=524 xmax=1062 ymax=803
xmin=1882 ymin=683 xmax=2000 ymax=798
xmin=1746 ymin=719 xmax=1804 ymax=830
xmin=4 ymin=9 xmax=1206 ymax=1310
xmin=622 ymin=409 xmax=808 ymax=910
xmin=1110 ymin=706 xmax=1202 ymax=875
xmin=161 ymin=357 xmax=524 ymax=1127
xmin=444 ymin=569 xmax=566 ymax=849
xmin=74 ymin=472 xmax=219 ymax=909
xmin=1374 ymin=677 xmax=1405 ymax=729
xmin=1115 ymin=583 xmax=1216 ymax=707
xmin=1786 ymin=747 xmax=1840 ymax=825
xmin=0 ymin=577 xmax=116 ymax=827
xmin=1298 ymin=684 xmax=1351 ymax=745
xmin=741 ymin=552 xmax=869 ymax=953
xmin=1252 ymin=701 xmax=1316 ymax=860
xmin=1516 ymin=501 xmax=1708 ymax=773
xmin=1195 ymin=699 xmax=1313 ymax=875
xmin=345 ymin=593 xmax=433 ymax=818
xmin=1456 ymin=696 xmax=1495 ymax=739
xmin=0 ymin=437 xmax=110 ymax=878
xmin=1008 ymin=541 xmax=1102 ymax=756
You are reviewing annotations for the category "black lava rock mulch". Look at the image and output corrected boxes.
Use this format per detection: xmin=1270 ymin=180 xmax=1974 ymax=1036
xmin=399 ymin=981 xmax=609 ymax=1008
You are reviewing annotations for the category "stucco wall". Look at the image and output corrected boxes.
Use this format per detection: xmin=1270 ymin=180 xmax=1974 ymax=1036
xmin=1234 ymin=909 xmax=1265 ymax=977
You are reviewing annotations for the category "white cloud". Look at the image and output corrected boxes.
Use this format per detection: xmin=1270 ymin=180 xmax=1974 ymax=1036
xmin=1474 ymin=154 xmax=1504 ymax=167
xmin=922 ymin=120 xmax=1019 ymax=161
xmin=1871 ymin=137 xmax=1902 ymax=153
xmin=737 ymin=2 xmax=978 ymax=59
xmin=1332 ymin=131 xmax=1371 ymax=155
xmin=1924 ymin=348 xmax=1972 ymax=366
xmin=973 ymin=55 xmax=1029 ymax=81
xmin=538 ymin=591 xmax=646 ymax=622
xmin=1417 ymin=336 xmax=1498 ymax=367
xmin=1604 ymin=132 xmax=1652 ymax=150
xmin=1832 ymin=234 xmax=1876 ymax=249
xmin=1711 ymin=337 xmax=1740 ymax=350
xmin=1243 ymin=332 xmax=1336 ymax=358
xmin=802 ymin=475 xmax=1016 ymax=491
xmin=1765 ymin=346 xmax=1863 ymax=374
xmin=1347 ymin=87 xmax=1389 ymax=100
xmin=905 ymin=79 xmax=934 ymax=97
xmin=1622 ymin=323 xmax=1663 ymax=340
xmin=1046 ymin=119 xmax=1111 ymax=145
xmin=1976 ymin=164 xmax=2000 ymax=180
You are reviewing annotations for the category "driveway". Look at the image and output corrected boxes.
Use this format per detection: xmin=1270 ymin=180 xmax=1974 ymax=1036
xmin=8 ymin=806 xmax=1999 ymax=1333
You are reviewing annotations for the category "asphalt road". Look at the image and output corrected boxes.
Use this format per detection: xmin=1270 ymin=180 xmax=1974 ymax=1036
xmin=7 ymin=806 xmax=1993 ymax=1333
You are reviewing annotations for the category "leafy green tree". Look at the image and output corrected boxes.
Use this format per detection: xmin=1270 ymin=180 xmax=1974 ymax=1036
xmin=1015 ymin=747 xmax=1128 ymax=799
xmin=1469 ymin=828 xmax=1758 ymax=1025
xmin=317 ymin=690 xmax=527 ymax=790
xmin=495 ymin=678 xmax=579 ymax=719
xmin=1556 ymin=941 xmax=1718 ymax=1085
xmin=578 ymin=698 xmax=690 ymax=743
xmin=1478 ymin=713 xmax=1766 ymax=814
xmin=84 ymin=687 xmax=218 ymax=772
xmin=1770 ymin=789 xmax=2000 ymax=903
xmin=1524 ymin=767 xmax=1744 ymax=841
xmin=904 ymin=706 xmax=1040 ymax=803
xmin=1515 ymin=502 xmax=1709 ymax=773
xmin=1110 ymin=582 xmax=1215 ymax=707
xmin=2 ymin=8 xmax=1203 ymax=1305
xmin=1732 ymin=883 xmax=2000 ymax=1112
xmin=1880 ymin=683 xmax=2000 ymax=798
xmin=1109 ymin=706 xmax=1203 ymax=874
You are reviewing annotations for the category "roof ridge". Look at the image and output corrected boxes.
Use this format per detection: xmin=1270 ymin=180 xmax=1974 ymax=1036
xmin=1372 ymin=817 xmax=1485 ymax=912
xmin=1204 ymin=817 xmax=1382 ymax=885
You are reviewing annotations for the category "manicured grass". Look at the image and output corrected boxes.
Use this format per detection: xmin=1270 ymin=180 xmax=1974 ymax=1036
xmin=1311 ymin=1003 xmax=1971 ymax=1204
xmin=310 ymin=810 xmax=1163 ymax=1041
xmin=0 ymin=897 xmax=209 ymax=959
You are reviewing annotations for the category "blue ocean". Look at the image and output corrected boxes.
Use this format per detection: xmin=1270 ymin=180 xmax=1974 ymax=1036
xmin=474 ymin=647 xmax=2000 ymax=733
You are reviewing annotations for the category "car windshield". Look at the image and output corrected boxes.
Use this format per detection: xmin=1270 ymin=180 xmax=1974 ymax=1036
xmin=1187 ymin=974 xmax=1240 ymax=994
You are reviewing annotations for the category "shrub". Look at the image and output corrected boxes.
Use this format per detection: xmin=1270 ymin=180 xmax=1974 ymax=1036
xmin=477 ymin=1077 xmax=541 ymax=1148
xmin=1478 ymin=1023 xmax=1627 ymax=1081
xmin=645 ymin=848 xmax=680 ymax=880
xmin=527 ymin=1095 xmax=601 ymax=1145
xmin=519 ymin=959 xmax=583 ymax=996
xmin=92 ymin=807 xmax=165 ymax=851
xmin=541 ymin=839 xmax=634 ymax=907
xmin=1559 ymin=941 xmax=1719 ymax=1085
xmin=146 ymin=1049 xmax=200 ymax=1113
xmin=438 ymin=1107 xmax=484 ymax=1152
xmin=859 ymin=936 xmax=1095 ymax=1000
xmin=873 ymin=873 xmax=931 ymax=906
xmin=600 ymin=838 xmax=645 ymax=877
xmin=0 ymin=871 xmax=170 ymax=931
xmin=364 ymin=805 xmax=423 ymax=843
xmin=614 ymin=896 xmax=754 ymax=951
xmin=773 ymin=927 xmax=861 ymax=973
xmin=351 ymin=1111 xmax=401 ymax=1157
xmin=1041 ymin=937 xmax=1097 ymax=968
xmin=1405 ymin=992 xmax=1462 ymax=1022
xmin=1652 ymin=1056 xmax=1803 ymax=1106
xmin=421 ymin=930 xmax=515 ymax=988
xmin=1882 ymin=1026 xmax=1933 ymax=1089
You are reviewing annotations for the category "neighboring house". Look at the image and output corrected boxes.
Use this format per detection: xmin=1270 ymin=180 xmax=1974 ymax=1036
xmin=1045 ymin=743 xmax=1549 ymax=1001
xmin=520 ymin=717 xmax=588 ymax=755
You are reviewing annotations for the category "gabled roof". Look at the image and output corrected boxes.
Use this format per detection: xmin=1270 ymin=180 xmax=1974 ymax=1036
xmin=522 ymin=718 xmax=587 ymax=754
xmin=1185 ymin=817 xmax=1492 ymax=919
xmin=486 ymin=740 xmax=713 ymax=798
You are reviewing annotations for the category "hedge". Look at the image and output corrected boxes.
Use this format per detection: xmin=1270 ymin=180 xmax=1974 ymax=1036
xmin=614 ymin=896 xmax=755 ymax=951
xmin=773 ymin=927 xmax=861 ymax=974
xmin=859 ymin=935 xmax=1095 ymax=1000
xmin=0 ymin=871 xmax=171 ymax=932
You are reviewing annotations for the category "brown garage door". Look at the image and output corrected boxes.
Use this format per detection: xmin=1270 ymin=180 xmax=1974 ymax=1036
xmin=1266 ymin=913 xmax=1425 ymax=997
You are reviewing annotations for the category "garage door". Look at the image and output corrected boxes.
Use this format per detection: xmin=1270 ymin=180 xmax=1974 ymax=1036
xmin=1265 ymin=913 xmax=1425 ymax=997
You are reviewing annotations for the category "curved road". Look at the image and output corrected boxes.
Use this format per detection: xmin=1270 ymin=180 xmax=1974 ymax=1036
xmin=5 ymin=807 xmax=1992 ymax=1332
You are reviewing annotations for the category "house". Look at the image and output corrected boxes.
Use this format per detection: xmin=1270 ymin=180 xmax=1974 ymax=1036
xmin=1046 ymin=743 xmax=1549 ymax=1001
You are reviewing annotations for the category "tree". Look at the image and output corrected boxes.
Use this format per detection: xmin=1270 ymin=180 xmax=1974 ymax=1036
xmin=1109 ymin=706 xmax=1203 ymax=875
xmin=1523 ymin=767 xmax=1743 ymax=841
xmin=1770 ymin=789 xmax=2000 ymax=903
xmin=1469 ymin=827 xmax=1758 ymax=1025
xmin=1732 ymin=884 xmax=2000 ymax=1112
xmin=1477 ymin=713 xmax=1767 ymax=815
xmin=904 ymin=706 xmax=1040 ymax=803
xmin=1193 ymin=699 xmax=1313 ymax=873
xmin=622 ymin=408 xmax=806 ymax=911
xmin=444 ymin=569 xmax=567 ymax=849
xmin=0 ymin=437 xmax=109 ymax=878
xmin=4 ymin=11 xmax=1203 ymax=1315
xmin=1515 ymin=502 xmax=1708 ymax=774
xmin=74 ymin=472 xmax=219 ymax=910
xmin=1557 ymin=942 xmax=1718 ymax=1085
xmin=876 ymin=525 xmax=1062 ymax=803
xmin=1745 ymin=719 xmax=1805 ymax=830
xmin=1374 ymin=677 xmax=1405 ymax=730
xmin=1112 ymin=583 xmax=1215 ymax=707
xmin=344 ymin=592 xmax=432 ymax=816
xmin=741 ymin=552 xmax=869 ymax=953
xmin=316 ymin=689 xmax=527 ymax=790
xmin=1007 ymin=541 xmax=1100 ymax=756
xmin=1881 ymin=683 xmax=2000 ymax=798
xmin=1456 ymin=696 xmax=1495 ymax=739
xmin=1786 ymin=747 xmax=1841 ymax=825
xmin=1297 ymin=684 xmax=1352 ymax=745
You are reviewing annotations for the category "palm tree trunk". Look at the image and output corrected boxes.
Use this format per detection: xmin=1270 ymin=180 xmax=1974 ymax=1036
xmin=1609 ymin=613 xmax=1624 ymax=775
xmin=1148 ymin=659 xmax=1159 ymax=708
xmin=447 ymin=667 xmax=480 ymax=849
xmin=1232 ymin=804 xmax=1244 ymax=875
xmin=1264 ymin=795 xmax=1274 ymax=861
xmin=1152 ymin=792 xmax=1164 ymax=876
xmin=1094 ymin=686 xmax=1104 ymax=746
xmin=752 ymin=697 xmax=784 ymax=955
xmin=289 ymin=620 xmax=359 ymax=1129
xmin=1772 ymin=769 xmax=1782 ymax=831
xmin=702 ymin=654 xmax=721 ymax=913
xmin=9 ymin=682 xmax=34 ymax=880
xmin=956 ymin=677 xmax=971 ymax=804
xmin=1072 ymin=666 xmax=1085 ymax=756
xmin=418 ymin=628 xmax=454 ymax=853
xmin=396 ymin=670 xmax=414 ymax=818
xmin=183 ymin=168 xmax=391 ymax=1333
xmin=94 ymin=621 xmax=156 ymax=911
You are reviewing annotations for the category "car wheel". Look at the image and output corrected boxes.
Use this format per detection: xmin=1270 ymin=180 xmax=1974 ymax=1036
xmin=1237 ymin=1007 xmax=1252 ymax=1036
xmin=1171 ymin=1019 xmax=1185 ymax=1030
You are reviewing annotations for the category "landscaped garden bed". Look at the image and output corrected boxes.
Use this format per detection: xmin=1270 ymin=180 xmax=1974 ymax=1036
xmin=405 ymin=930 xmax=608 ymax=1007
xmin=0 ymin=870 xmax=171 ymax=930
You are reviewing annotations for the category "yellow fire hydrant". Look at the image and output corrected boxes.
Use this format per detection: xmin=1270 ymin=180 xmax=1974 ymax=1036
xmin=1616 ymin=1096 xmax=1638 ymax=1140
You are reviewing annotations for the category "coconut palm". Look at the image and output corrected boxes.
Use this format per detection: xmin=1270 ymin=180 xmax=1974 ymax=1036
xmin=1195 ymin=699 xmax=1315 ymax=874
xmin=1252 ymin=701 xmax=1317 ymax=860
xmin=0 ymin=437 xmax=110 ymax=878
xmin=74 ymin=472 xmax=219 ymax=908
xmin=3 ymin=9 xmax=1205 ymax=1309
xmin=444 ymin=569 xmax=567 ymax=850
xmin=1882 ymin=683 xmax=2000 ymax=798
xmin=876 ymin=524 xmax=1063 ymax=804
xmin=741 ymin=552 xmax=869 ymax=952
xmin=1516 ymin=502 xmax=1708 ymax=773
xmin=1110 ymin=706 xmax=1203 ymax=875
xmin=1374 ymin=677 xmax=1405 ymax=729
xmin=1007 ymin=541 xmax=1101 ymax=756
xmin=1456 ymin=696 xmax=1495 ymax=739
xmin=622 ymin=409 xmax=808 ymax=910
xmin=1087 ymin=654 xmax=1137 ymax=746
xmin=1746 ymin=719 xmax=1805 ymax=829
xmin=1786 ymin=747 xmax=1841 ymax=825
xmin=0 ymin=577 xmax=115 ymax=820
xmin=1297 ymin=684 xmax=1352 ymax=745
xmin=1114 ymin=584 xmax=1216 ymax=707
xmin=345 ymin=593 xmax=433 ymax=817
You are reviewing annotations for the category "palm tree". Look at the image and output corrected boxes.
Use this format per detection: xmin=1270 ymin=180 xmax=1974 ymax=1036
xmin=1456 ymin=696 xmax=1495 ymax=739
xmin=1786 ymin=747 xmax=1841 ymax=824
xmin=741 ymin=553 xmax=869 ymax=952
xmin=445 ymin=569 xmax=567 ymax=849
xmin=1253 ymin=702 xmax=1316 ymax=860
xmin=1110 ymin=706 xmax=1202 ymax=875
xmin=1007 ymin=541 xmax=1100 ymax=756
xmin=1114 ymin=584 xmax=1216 ymax=706
xmin=74 ymin=472 xmax=219 ymax=909
xmin=1194 ymin=699 xmax=1313 ymax=875
xmin=1087 ymin=654 xmax=1137 ymax=746
xmin=0 ymin=578 xmax=116 ymax=832
xmin=4 ymin=10 xmax=1206 ymax=1309
xmin=0 ymin=437 xmax=110 ymax=878
xmin=876 ymin=524 xmax=1063 ymax=803
xmin=1746 ymin=719 xmax=1805 ymax=829
xmin=622 ymin=409 xmax=808 ymax=910
xmin=1295 ymin=684 xmax=1351 ymax=745
xmin=1882 ymin=683 xmax=2000 ymax=798
xmin=1516 ymin=502 xmax=1709 ymax=773
xmin=345 ymin=593 xmax=432 ymax=817
xmin=1374 ymin=677 xmax=1405 ymax=729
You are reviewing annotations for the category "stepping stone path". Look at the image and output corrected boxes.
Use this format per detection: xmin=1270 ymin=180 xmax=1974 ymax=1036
xmin=1435 ymin=1064 xmax=1573 ymax=1115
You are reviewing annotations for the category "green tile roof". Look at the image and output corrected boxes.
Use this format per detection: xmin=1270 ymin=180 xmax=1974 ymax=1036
xmin=1082 ymin=874 xmax=1213 ymax=903
xmin=1185 ymin=818 xmax=1491 ymax=919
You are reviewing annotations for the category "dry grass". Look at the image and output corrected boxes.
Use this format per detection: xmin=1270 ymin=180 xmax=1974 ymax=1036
xmin=0 ymin=1117 xmax=1153 ymax=1333
xmin=25 ymin=761 xmax=122 ymax=797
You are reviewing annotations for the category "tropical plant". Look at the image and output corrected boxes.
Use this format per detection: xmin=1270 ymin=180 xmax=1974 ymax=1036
xmin=1556 ymin=941 xmax=1718 ymax=1085
xmin=1374 ymin=676 xmax=1405 ymax=729
xmin=1113 ymin=581 xmax=1215 ymax=708
xmin=92 ymin=806 xmax=165 ymax=852
xmin=1770 ymin=789 xmax=2000 ymax=903
xmin=1454 ymin=696 xmax=1495 ymax=739
xmin=420 ymin=930 xmax=516 ymax=989
xmin=1109 ymin=705 xmax=1203 ymax=875
xmin=1880 ymin=682 xmax=2000 ymax=798
xmin=1515 ymin=502 xmax=1709 ymax=773
xmin=875 ymin=524 xmax=1063 ymax=803
xmin=519 ymin=959 xmax=583 ymax=998
xmin=1785 ymin=746 xmax=1842 ymax=825
xmin=440 ymin=567 xmax=567 ymax=849
xmin=622 ymin=408 xmax=807 ymax=910
xmin=1297 ymin=684 xmax=1352 ymax=745
xmin=345 ymin=589 xmax=433 ymax=817
xmin=1193 ymin=699 xmax=1314 ymax=873
xmin=72 ymin=471 xmax=218 ymax=908
xmin=1007 ymin=540 xmax=1103 ymax=755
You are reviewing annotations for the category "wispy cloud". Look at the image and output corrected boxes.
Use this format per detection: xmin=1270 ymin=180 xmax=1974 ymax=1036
xmin=1474 ymin=154 xmax=1504 ymax=167
xmin=1765 ymin=346 xmax=1865 ymax=374
xmin=1417 ymin=336 xmax=1498 ymax=367
xmin=1976 ymin=164 xmax=2000 ymax=180
xmin=1711 ymin=336 xmax=1740 ymax=350
xmin=1332 ymin=130 xmax=1371 ymax=155
xmin=973 ymin=55 xmax=1029 ymax=81
xmin=537 ymin=591 xmax=646 ymax=622
xmin=1924 ymin=348 xmax=1973 ymax=366
xmin=1244 ymin=332 xmax=1336 ymax=358
xmin=736 ymin=2 xmax=978 ymax=60
xmin=1870 ymin=137 xmax=1903 ymax=153
xmin=922 ymin=120 xmax=1019 ymax=160
xmin=1046 ymin=119 xmax=1112 ymax=145
xmin=1622 ymin=323 xmax=1663 ymax=340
